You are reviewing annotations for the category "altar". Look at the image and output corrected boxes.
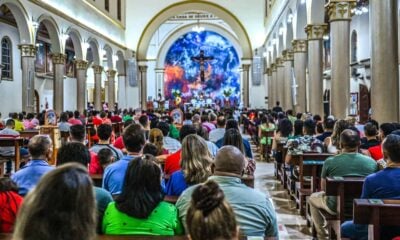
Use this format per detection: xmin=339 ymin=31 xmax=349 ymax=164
xmin=184 ymin=99 xmax=216 ymax=112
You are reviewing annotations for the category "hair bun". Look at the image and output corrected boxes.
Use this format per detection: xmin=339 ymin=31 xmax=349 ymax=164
xmin=191 ymin=180 xmax=224 ymax=216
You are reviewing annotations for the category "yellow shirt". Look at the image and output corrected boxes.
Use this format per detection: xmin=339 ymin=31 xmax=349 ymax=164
xmin=13 ymin=119 xmax=25 ymax=132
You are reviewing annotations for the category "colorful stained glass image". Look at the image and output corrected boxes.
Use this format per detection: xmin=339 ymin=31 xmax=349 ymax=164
xmin=164 ymin=31 xmax=240 ymax=107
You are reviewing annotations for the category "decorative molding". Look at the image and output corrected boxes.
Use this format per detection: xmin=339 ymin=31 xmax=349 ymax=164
xmin=275 ymin=57 xmax=284 ymax=67
xmin=271 ymin=63 xmax=277 ymax=72
xmin=242 ymin=64 xmax=251 ymax=71
xmin=282 ymin=50 xmax=294 ymax=62
xmin=326 ymin=0 xmax=357 ymax=22
xmin=74 ymin=60 xmax=88 ymax=70
xmin=18 ymin=44 xmax=36 ymax=57
xmin=305 ymin=24 xmax=328 ymax=41
xmin=138 ymin=65 xmax=148 ymax=72
xmin=51 ymin=53 xmax=66 ymax=65
xmin=92 ymin=65 xmax=103 ymax=74
xmin=266 ymin=67 xmax=272 ymax=76
xmin=106 ymin=69 xmax=117 ymax=78
xmin=292 ymin=39 xmax=308 ymax=53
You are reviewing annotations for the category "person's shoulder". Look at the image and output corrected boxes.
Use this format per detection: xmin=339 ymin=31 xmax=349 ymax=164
xmin=94 ymin=186 xmax=113 ymax=200
xmin=159 ymin=201 xmax=178 ymax=211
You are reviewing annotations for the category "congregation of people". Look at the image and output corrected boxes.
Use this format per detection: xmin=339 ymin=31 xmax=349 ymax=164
xmin=1 ymin=101 xmax=400 ymax=239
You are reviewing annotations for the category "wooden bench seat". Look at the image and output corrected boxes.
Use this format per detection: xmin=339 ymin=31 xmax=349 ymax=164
xmin=354 ymin=199 xmax=400 ymax=240
xmin=0 ymin=137 xmax=24 ymax=176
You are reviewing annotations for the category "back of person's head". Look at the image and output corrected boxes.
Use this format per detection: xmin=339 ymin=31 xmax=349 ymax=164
xmin=209 ymin=112 xmax=217 ymax=122
xmin=225 ymin=119 xmax=238 ymax=130
xmin=368 ymin=119 xmax=379 ymax=130
xmin=316 ymin=122 xmax=324 ymax=134
xmin=364 ymin=122 xmax=378 ymax=137
xmin=97 ymin=124 xmax=112 ymax=141
xmin=340 ymin=129 xmax=360 ymax=150
xmin=115 ymin=154 xmax=162 ymax=219
xmin=201 ymin=114 xmax=209 ymax=123
xmin=294 ymin=120 xmax=304 ymax=136
xmin=138 ymin=115 xmax=149 ymax=128
xmin=214 ymin=146 xmax=245 ymax=177
xmin=60 ymin=112 xmax=69 ymax=122
xmin=192 ymin=114 xmax=201 ymax=123
xmin=179 ymin=124 xmax=197 ymax=142
xmin=69 ymin=124 xmax=86 ymax=142
xmin=181 ymin=134 xmax=212 ymax=185
xmin=324 ymin=119 xmax=335 ymax=130
xmin=5 ymin=119 xmax=15 ymax=128
xmin=123 ymin=124 xmax=145 ymax=153
xmin=223 ymin=128 xmax=244 ymax=154
xmin=0 ymin=178 xmax=18 ymax=192
xmin=14 ymin=163 xmax=96 ymax=240
xmin=382 ymin=134 xmax=400 ymax=163
xmin=26 ymin=113 xmax=34 ymax=120
xmin=296 ymin=112 xmax=303 ymax=120
xmin=276 ymin=101 xmax=280 ymax=106
xmin=28 ymin=135 xmax=52 ymax=159
xmin=313 ymin=114 xmax=322 ymax=122
xmin=303 ymin=119 xmax=316 ymax=136
xmin=124 ymin=119 xmax=134 ymax=128
xmin=56 ymin=142 xmax=90 ymax=167
xmin=185 ymin=112 xmax=192 ymax=121
xmin=12 ymin=112 xmax=18 ymax=119
xmin=286 ymin=109 xmax=293 ymax=116
xmin=97 ymin=148 xmax=114 ymax=168
xmin=278 ymin=119 xmax=293 ymax=137
xmin=100 ymin=111 xmax=107 ymax=118
xmin=148 ymin=128 xmax=164 ymax=155
xmin=380 ymin=123 xmax=396 ymax=138
xmin=156 ymin=121 xmax=170 ymax=137
xmin=187 ymin=180 xmax=238 ymax=240
xmin=142 ymin=143 xmax=159 ymax=157
xmin=194 ymin=123 xmax=209 ymax=140
xmin=216 ymin=116 xmax=226 ymax=128
xmin=74 ymin=111 xmax=80 ymax=119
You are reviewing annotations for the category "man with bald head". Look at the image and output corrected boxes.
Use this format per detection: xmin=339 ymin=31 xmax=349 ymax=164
xmin=309 ymin=129 xmax=377 ymax=239
xmin=176 ymin=145 xmax=278 ymax=238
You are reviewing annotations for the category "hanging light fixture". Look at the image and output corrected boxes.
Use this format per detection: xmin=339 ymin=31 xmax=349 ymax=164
xmin=351 ymin=0 xmax=369 ymax=16
xmin=192 ymin=12 xmax=205 ymax=33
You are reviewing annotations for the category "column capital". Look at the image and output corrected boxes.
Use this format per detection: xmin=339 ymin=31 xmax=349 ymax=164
xmin=92 ymin=65 xmax=104 ymax=74
xmin=282 ymin=50 xmax=294 ymax=61
xmin=326 ymin=0 xmax=357 ymax=22
xmin=266 ymin=68 xmax=272 ymax=76
xmin=271 ymin=63 xmax=277 ymax=72
xmin=18 ymin=44 xmax=36 ymax=57
xmin=292 ymin=39 xmax=308 ymax=53
xmin=106 ymin=69 xmax=117 ymax=78
xmin=51 ymin=53 xmax=66 ymax=65
xmin=275 ymin=57 xmax=284 ymax=67
xmin=242 ymin=64 xmax=250 ymax=71
xmin=74 ymin=60 xmax=88 ymax=70
xmin=138 ymin=65 xmax=148 ymax=72
xmin=305 ymin=24 xmax=328 ymax=40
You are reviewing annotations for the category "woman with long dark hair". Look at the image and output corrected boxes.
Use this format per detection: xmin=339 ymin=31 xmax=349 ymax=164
xmin=103 ymin=154 xmax=183 ymax=235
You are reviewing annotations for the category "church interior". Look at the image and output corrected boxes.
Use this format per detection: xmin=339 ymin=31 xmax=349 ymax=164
xmin=1 ymin=0 xmax=400 ymax=239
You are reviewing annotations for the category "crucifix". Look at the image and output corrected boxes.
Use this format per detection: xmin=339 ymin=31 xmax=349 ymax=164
xmin=191 ymin=50 xmax=214 ymax=82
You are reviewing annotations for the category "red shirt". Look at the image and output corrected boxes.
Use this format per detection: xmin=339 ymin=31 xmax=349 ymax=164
xmin=111 ymin=115 xmax=122 ymax=123
xmin=369 ymin=145 xmax=383 ymax=161
xmin=88 ymin=151 xmax=103 ymax=174
xmin=92 ymin=117 xmax=102 ymax=126
xmin=113 ymin=136 xmax=125 ymax=150
xmin=164 ymin=149 xmax=181 ymax=176
xmin=0 ymin=191 xmax=23 ymax=233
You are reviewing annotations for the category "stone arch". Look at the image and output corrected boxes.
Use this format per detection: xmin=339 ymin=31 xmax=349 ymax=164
xmin=0 ymin=0 xmax=32 ymax=44
xmin=155 ymin=23 xmax=243 ymax=69
xmin=103 ymin=44 xmax=114 ymax=69
xmin=36 ymin=14 xmax=61 ymax=53
xmin=116 ymin=50 xmax=125 ymax=74
xmin=307 ymin=0 xmax=325 ymax=24
xmin=137 ymin=1 xmax=252 ymax=60
xmin=87 ymin=37 xmax=100 ymax=65
xmin=295 ymin=0 xmax=307 ymax=38
xmin=285 ymin=8 xmax=294 ymax=49
xmin=65 ymin=28 xmax=83 ymax=59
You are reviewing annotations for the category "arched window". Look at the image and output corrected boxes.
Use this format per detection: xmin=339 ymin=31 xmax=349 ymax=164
xmin=1 ymin=37 xmax=12 ymax=80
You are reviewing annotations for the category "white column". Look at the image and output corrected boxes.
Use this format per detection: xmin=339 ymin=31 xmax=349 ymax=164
xmin=292 ymin=39 xmax=308 ymax=113
xmin=305 ymin=24 xmax=328 ymax=116
xmin=276 ymin=57 xmax=285 ymax=109
xmin=117 ymin=74 xmax=127 ymax=110
xmin=370 ymin=0 xmax=399 ymax=122
xmin=155 ymin=68 xmax=165 ymax=97
xmin=106 ymin=69 xmax=116 ymax=111
xmin=242 ymin=64 xmax=251 ymax=108
xmin=18 ymin=44 xmax=36 ymax=113
xmin=271 ymin=63 xmax=278 ymax=108
xmin=75 ymin=60 xmax=88 ymax=113
xmin=139 ymin=65 xmax=148 ymax=110
xmin=52 ymin=53 xmax=66 ymax=114
xmin=283 ymin=50 xmax=294 ymax=111
xmin=326 ymin=0 xmax=356 ymax=119
xmin=266 ymin=68 xmax=273 ymax=109
xmin=92 ymin=65 xmax=103 ymax=111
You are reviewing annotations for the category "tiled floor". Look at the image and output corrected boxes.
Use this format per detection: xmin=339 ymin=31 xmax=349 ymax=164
xmin=254 ymin=161 xmax=312 ymax=239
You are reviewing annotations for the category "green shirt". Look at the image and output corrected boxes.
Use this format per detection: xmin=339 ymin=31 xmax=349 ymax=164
xmin=102 ymin=201 xmax=183 ymax=236
xmin=321 ymin=153 xmax=378 ymax=212
xmin=169 ymin=124 xmax=180 ymax=140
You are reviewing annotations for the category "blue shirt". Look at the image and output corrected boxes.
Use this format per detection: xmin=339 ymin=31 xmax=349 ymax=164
xmin=102 ymin=155 xmax=134 ymax=195
xmin=165 ymin=170 xmax=188 ymax=196
xmin=216 ymin=137 xmax=253 ymax=159
xmin=11 ymin=159 xmax=54 ymax=196
xmin=362 ymin=167 xmax=400 ymax=199
xmin=176 ymin=176 xmax=278 ymax=237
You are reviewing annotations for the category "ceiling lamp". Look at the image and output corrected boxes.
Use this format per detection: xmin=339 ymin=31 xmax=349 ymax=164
xmin=351 ymin=0 xmax=369 ymax=16
xmin=192 ymin=13 xmax=205 ymax=33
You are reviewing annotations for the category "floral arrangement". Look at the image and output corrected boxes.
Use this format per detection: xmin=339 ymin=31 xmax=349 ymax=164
xmin=223 ymin=88 xmax=233 ymax=98
xmin=171 ymin=89 xmax=181 ymax=98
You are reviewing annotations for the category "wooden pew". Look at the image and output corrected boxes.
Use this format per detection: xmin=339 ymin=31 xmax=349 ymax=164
xmin=0 ymin=137 xmax=24 ymax=175
xmin=354 ymin=199 xmax=400 ymax=240
xmin=91 ymin=174 xmax=103 ymax=187
xmin=314 ymin=176 xmax=365 ymax=239
xmin=19 ymin=129 xmax=40 ymax=139
xmin=275 ymin=142 xmax=287 ymax=185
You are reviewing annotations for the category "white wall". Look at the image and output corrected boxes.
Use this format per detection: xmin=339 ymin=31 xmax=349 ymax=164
xmin=63 ymin=77 xmax=77 ymax=111
xmin=0 ymin=22 xmax=22 ymax=116
xmin=35 ymin=77 xmax=53 ymax=111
